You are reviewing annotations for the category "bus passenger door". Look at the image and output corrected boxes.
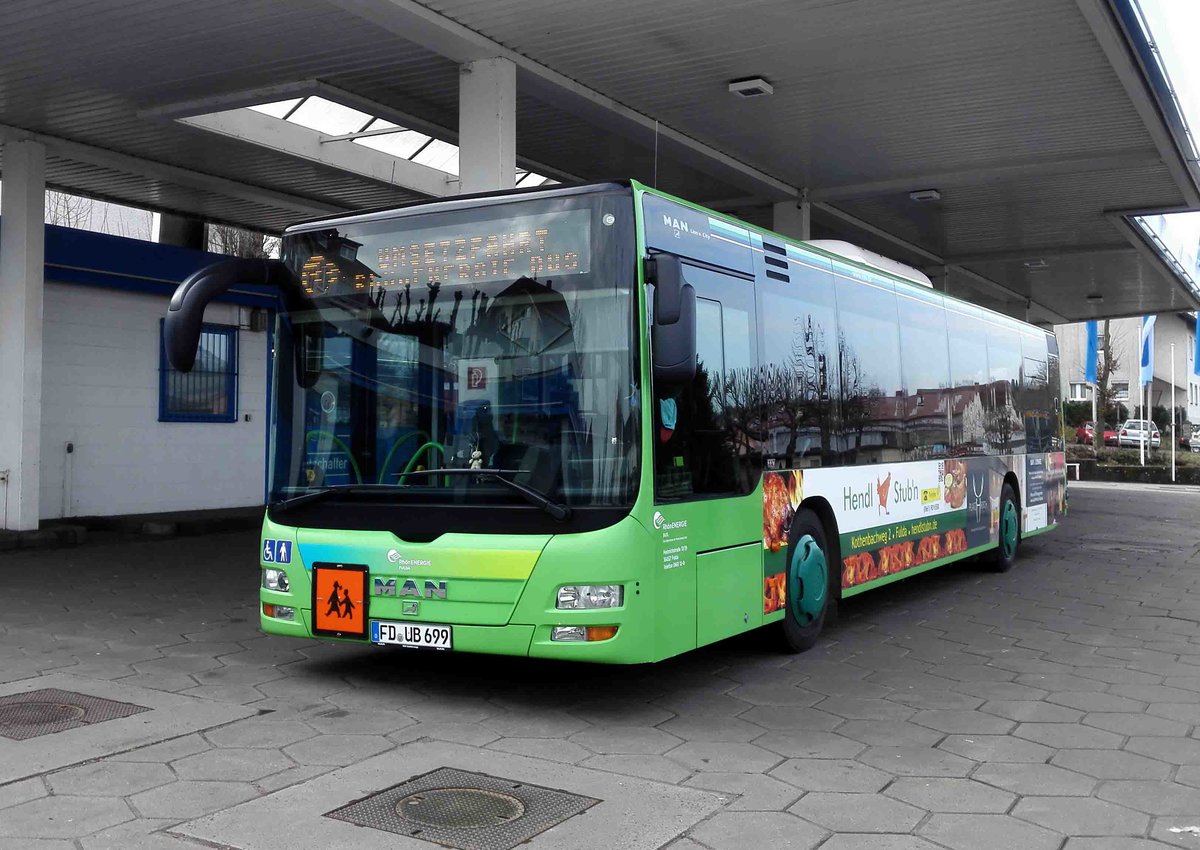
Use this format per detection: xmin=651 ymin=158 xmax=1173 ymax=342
xmin=653 ymin=261 xmax=763 ymax=652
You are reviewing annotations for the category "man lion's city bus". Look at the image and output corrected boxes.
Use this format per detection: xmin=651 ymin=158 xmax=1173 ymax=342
xmin=165 ymin=181 xmax=1065 ymax=663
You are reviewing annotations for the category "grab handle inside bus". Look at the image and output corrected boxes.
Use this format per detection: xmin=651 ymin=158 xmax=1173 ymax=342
xmin=646 ymin=253 xmax=697 ymax=384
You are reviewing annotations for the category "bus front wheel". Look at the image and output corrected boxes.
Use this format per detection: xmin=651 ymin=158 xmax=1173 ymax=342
xmin=990 ymin=482 xmax=1020 ymax=573
xmin=779 ymin=509 xmax=833 ymax=653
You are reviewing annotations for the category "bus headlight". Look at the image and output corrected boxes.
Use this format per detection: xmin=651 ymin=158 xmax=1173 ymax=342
xmin=262 ymin=568 xmax=290 ymax=592
xmin=556 ymin=585 xmax=623 ymax=609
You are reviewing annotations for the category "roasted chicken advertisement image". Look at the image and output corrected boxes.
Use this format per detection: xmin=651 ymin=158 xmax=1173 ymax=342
xmin=943 ymin=459 xmax=967 ymax=509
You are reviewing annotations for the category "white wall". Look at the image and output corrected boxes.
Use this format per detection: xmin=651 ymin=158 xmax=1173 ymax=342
xmin=39 ymin=282 xmax=268 ymax=518
xmin=1056 ymin=314 xmax=1199 ymax=422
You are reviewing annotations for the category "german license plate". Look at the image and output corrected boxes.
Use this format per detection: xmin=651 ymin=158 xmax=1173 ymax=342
xmin=371 ymin=620 xmax=453 ymax=650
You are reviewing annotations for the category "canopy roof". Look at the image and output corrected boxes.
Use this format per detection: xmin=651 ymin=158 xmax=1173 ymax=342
xmin=1 ymin=0 xmax=1196 ymax=322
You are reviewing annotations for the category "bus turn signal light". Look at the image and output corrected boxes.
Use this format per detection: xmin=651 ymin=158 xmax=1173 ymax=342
xmin=551 ymin=625 xmax=619 ymax=642
xmin=262 ymin=603 xmax=295 ymax=621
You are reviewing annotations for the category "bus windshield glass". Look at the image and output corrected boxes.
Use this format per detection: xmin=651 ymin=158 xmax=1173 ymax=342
xmin=271 ymin=189 xmax=640 ymax=513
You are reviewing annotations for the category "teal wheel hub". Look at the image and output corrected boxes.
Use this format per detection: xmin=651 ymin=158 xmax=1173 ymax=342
xmin=1001 ymin=500 xmax=1018 ymax=559
xmin=789 ymin=534 xmax=827 ymax=624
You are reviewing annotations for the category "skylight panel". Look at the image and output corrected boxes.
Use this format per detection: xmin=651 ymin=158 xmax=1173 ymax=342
xmin=287 ymin=96 xmax=372 ymax=136
xmin=354 ymin=119 xmax=432 ymax=159
xmin=202 ymin=96 xmax=555 ymax=187
xmin=249 ymin=99 xmax=303 ymax=119
xmin=411 ymin=139 xmax=459 ymax=174
xmin=517 ymin=171 xmax=553 ymax=187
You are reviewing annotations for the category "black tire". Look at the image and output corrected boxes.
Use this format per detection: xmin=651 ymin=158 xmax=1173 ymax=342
xmin=779 ymin=509 xmax=834 ymax=653
xmin=990 ymin=482 xmax=1020 ymax=573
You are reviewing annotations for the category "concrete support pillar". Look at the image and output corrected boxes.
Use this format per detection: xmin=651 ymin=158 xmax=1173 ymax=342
xmin=458 ymin=57 xmax=516 ymax=194
xmin=157 ymin=213 xmax=207 ymax=250
xmin=0 ymin=139 xmax=46 ymax=530
xmin=772 ymin=197 xmax=811 ymax=241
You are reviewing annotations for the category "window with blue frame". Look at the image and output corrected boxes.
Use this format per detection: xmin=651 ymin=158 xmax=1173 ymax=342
xmin=159 ymin=320 xmax=238 ymax=422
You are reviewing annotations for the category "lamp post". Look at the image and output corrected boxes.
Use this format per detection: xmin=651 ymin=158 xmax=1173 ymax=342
xmin=1171 ymin=342 xmax=1176 ymax=482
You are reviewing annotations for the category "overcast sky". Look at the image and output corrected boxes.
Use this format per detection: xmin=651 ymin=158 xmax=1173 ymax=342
xmin=1136 ymin=0 xmax=1200 ymax=268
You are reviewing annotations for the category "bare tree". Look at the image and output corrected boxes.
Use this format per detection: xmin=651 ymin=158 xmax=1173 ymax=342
xmin=44 ymin=191 xmax=93 ymax=228
xmin=985 ymin=382 xmax=1021 ymax=454
xmin=838 ymin=332 xmax=883 ymax=463
xmin=95 ymin=202 xmax=153 ymax=240
xmin=44 ymin=190 xmax=153 ymax=240
xmin=722 ymin=366 xmax=763 ymax=491
xmin=208 ymin=223 xmax=281 ymax=259
xmin=1093 ymin=318 xmax=1124 ymax=452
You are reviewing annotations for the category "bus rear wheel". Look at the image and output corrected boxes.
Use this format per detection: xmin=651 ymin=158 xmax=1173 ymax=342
xmin=779 ymin=509 xmax=833 ymax=653
xmin=990 ymin=482 xmax=1020 ymax=572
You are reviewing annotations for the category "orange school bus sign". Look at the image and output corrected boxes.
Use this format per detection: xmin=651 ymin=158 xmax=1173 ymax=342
xmin=312 ymin=563 xmax=368 ymax=638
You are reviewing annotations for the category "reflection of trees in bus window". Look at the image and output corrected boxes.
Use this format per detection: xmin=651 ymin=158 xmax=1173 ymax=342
xmin=946 ymin=305 xmax=991 ymax=456
xmin=1019 ymin=332 xmax=1055 ymax=452
xmin=985 ymin=323 xmax=1025 ymax=456
xmin=897 ymin=288 xmax=952 ymax=459
xmin=757 ymin=261 xmax=839 ymax=469
xmin=834 ymin=273 xmax=903 ymax=466
xmin=655 ymin=275 xmax=758 ymax=500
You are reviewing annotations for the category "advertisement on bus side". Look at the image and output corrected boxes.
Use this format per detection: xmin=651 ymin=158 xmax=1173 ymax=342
xmin=761 ymin=453 xmax=1065 ymax=612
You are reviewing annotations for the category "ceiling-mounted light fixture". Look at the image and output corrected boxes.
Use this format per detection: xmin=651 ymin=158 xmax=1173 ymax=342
xmin=1023 ymin=258 xmax=1049 ymax=270
xmin=1086 ymin=293 xmax=1104 ymax=303
xmin=728 ymin=77 xmax=774 ymax=98
xmin=908 ymin=189 xmax=941 ymax=203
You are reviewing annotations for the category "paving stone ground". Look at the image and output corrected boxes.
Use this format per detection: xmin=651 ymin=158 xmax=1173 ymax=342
xmin=2 ymin=480 xmax=1200 ymax=848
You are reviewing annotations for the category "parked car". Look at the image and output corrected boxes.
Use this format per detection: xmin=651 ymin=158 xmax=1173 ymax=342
xmin=1117 ymin=419 xmax=1161 ymax=448
xmin=1075 ymin=421 xmax=1118 ymax=446
xmin=1182 ymin=424 xmax=1200 ymax=452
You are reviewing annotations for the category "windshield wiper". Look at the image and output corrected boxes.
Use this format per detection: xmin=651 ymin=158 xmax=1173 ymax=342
xmin=271 ymin=484 xmax=406 ymax=512
xmin=403 ymin=468 xmax=573 ymax=521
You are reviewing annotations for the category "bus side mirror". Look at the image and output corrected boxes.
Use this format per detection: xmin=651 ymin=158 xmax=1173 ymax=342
xmin=164 ymin=258 xmax=321 ymax=389
xmin=165 ymin=258 xmax=293 ymax=371
xmin=647 ymin=254 xmax=697 ymax=385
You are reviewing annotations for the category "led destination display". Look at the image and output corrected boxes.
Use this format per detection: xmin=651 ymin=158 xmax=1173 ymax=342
xmin=300 ymin=209 xmax=592 ymax=295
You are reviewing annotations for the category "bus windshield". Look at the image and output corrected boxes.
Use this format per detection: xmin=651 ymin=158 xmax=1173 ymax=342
xmin=270 ymin=190 xmax=640 ymax=519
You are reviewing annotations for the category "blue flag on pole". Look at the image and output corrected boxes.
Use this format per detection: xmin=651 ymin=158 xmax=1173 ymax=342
xmin=1140 ymin=315 xmax=1156 ymax=385
xmin=1194 ymin=319 xmax=1200 ymax=377
xmin=1085 ymin=320 xmax=1098 ymax=383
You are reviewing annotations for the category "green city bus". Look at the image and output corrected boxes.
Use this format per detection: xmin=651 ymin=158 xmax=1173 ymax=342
xmin=165 ymin=180 xmax=1066 ymax=663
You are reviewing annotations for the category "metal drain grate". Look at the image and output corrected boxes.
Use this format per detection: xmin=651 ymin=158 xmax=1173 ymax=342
xmin=0 ymin=688 xmax=150 ymax=741
xmin=326 ymin=767 xmax=599 ymax=850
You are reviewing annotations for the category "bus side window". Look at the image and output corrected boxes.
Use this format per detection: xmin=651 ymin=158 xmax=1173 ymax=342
xmin=833 ymin=272 xmax=904 ymax=466
xmin=757 ymin=258 xmax=839 ymax=469
xmin=1021 ymin=331 xmax=1054 ymax=452
xmin=985 ymin=324 xmax=1025 ymax=456
xmin=946 ymin=304 xmax=990 ymax=455
xmin=897 ymin=288 xmax=952 ymax=460
xmin=654 ymin=267 xmax=757 ymax=500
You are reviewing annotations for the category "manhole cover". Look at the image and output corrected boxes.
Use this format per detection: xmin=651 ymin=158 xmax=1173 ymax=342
xmin=0 ymin=688 xmax=150 ymax=741
xmin=1 ymin=702 xmax=87 ymax=726
xmin=396 ymin=788 xmax=525 ymax=828
xmin=326 ymin=767 xmax=598 ymax=850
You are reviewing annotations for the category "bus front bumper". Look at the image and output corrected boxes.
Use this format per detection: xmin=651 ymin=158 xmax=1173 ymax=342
xmin=259 ymin=608 xmax=644 ymax=663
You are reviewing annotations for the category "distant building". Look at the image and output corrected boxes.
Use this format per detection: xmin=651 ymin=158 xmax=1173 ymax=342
xmin=1055 ymin=313 xmax=1200 ymax=425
